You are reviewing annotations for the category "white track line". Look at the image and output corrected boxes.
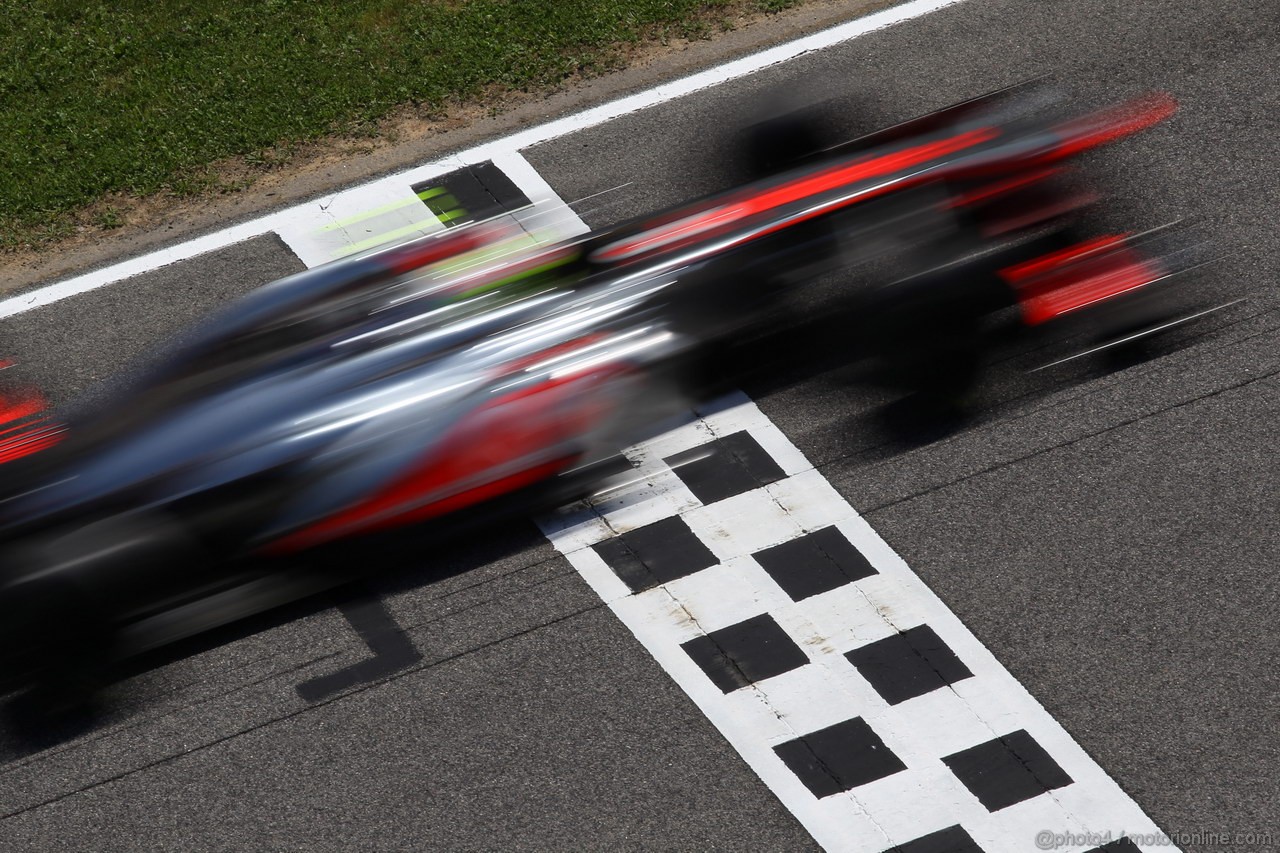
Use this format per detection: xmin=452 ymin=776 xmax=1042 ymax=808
xmin=0 ymin=0 xmax=969 ymax=319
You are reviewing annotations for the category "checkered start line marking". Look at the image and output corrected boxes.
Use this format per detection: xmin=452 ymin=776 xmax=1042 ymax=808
xmin=538 ymin=394 xmax=1172 ymax=853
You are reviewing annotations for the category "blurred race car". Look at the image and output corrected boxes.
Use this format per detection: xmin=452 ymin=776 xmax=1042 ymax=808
xmin=0 ymin=83 xmax=1209 ymax=709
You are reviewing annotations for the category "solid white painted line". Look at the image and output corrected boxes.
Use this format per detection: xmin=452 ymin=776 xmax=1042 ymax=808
xmin=0 ymin=0 xmax=970 ymax=319
xmin=0 ymin=216 xmax=286 ymax=320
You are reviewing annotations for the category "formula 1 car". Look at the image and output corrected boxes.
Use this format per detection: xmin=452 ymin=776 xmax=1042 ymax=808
xmin=0 ymin=83 xmax=1207 ymax=710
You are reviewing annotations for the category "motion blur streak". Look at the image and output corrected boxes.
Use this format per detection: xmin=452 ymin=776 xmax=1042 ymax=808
xmin=1002 ymin=235 xmax=1167 ymax=325
xmin=0 ymin=365 xmax=65 ymax=466
xmin=0 ymin=82 xmax=1226 ymax=716
xmin=590 ymin=127 xmax=1000 ymax=264
xmin=1049 ymin=91 xmax=1179 ymax=159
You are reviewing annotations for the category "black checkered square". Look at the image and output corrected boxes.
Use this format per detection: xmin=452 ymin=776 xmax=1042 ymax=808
xmin=885 ymin=825 xmax=984 ymax=853
xmin=753 ymin=526 xmax=877 ymax=601
xmin=846 ymin=624 xmax=973 ymax=705
xmin=774 ymin=716 xmax=907 ymax=797
xmin=681 ymin=613 xmax=809 ymax=693
xmin=664 ymin=431 xmax=786 ymax=505
xmin=412 ymin=161 xmax=531 ymax=227
xmin=1087 ymin=840 xmax=1142 ymax=853
xmin=592 ymin=516 xmax=717 ymax=593
xmin=942 ymin=729 xmax=1073 ymax=811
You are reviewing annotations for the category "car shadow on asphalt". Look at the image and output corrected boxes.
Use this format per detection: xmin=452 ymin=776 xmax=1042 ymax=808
xmin=0 ymin=519 xmax=549 ymax=758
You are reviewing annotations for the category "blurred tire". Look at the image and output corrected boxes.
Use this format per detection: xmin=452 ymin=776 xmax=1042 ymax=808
xmin=858 ymin=268 xmax=995 ymax=403
xmin=0 ymin=511 xmax=204 ymax=704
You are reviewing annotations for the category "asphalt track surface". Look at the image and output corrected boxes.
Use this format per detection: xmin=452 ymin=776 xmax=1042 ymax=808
xmin=0 ymin=0 xmax=1277 ymax=850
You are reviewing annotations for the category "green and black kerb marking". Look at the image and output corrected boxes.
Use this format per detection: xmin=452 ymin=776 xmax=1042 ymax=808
xmin=413 ymin=161 xmax=533 ymax=228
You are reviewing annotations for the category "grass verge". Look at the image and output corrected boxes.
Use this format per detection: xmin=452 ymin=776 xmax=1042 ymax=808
xmin=0 ymin=0 xmax=808 ymax=252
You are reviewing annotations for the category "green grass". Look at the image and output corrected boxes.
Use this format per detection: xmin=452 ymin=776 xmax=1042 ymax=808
xmin=0 ymin=0 xmax=806 ymax=250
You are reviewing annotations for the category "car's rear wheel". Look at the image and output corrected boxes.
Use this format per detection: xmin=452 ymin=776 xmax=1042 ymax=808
xmin=856 ymin=267 xmax=998 ymax=404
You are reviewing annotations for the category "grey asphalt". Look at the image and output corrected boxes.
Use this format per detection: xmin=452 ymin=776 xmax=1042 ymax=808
xmin=0 ymin=0 xmax=1276 ymax=850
